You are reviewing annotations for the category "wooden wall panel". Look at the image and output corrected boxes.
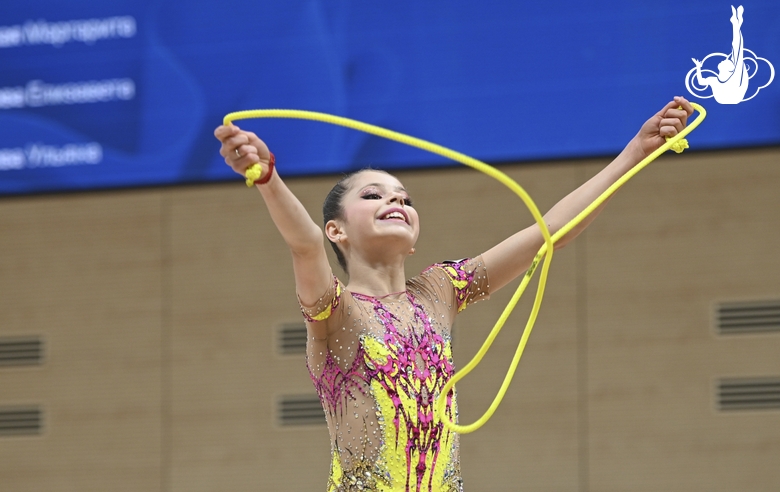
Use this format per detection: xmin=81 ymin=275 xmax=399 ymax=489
xmin=0 ymin=192 xmax=163 ymax=492
xmin=166 ymin=182 xmax=331 ymax=491
xmin=585 ymin=149 xmax=780 ymax=492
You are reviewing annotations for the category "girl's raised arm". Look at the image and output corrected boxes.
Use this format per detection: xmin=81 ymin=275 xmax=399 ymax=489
xmin=214 ymin=125 xmax=332 ymax=320
xmin=481 ymin=97 xmax=694 ymax=293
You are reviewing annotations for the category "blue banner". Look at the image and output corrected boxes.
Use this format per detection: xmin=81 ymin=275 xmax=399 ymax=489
xmin=1 ymin=0 xmax=778 ymax=195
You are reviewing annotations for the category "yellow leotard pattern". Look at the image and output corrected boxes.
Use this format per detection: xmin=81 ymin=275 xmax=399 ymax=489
xmin=361 ymin=335 xmax=461 ymax=492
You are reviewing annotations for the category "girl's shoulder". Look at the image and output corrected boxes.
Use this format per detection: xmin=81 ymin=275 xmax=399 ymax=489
xmin=412 ymin=256 xmax=491 ymax=313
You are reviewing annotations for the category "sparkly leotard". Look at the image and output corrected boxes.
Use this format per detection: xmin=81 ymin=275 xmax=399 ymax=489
xmin=300 ymin=257 xmax=490 ymax=492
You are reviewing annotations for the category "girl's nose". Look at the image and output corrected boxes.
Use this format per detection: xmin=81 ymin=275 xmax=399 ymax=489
xmin=388 ymin=192 xmax=406 ymax=206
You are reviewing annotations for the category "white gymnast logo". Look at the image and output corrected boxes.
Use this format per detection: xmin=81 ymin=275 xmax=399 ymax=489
xmin=685 ymin=5 xmax=774 ymax=104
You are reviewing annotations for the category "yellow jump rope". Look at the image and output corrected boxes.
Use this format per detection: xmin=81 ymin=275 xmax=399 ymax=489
xmin=223 ymin=103 xmax=706 ymax=434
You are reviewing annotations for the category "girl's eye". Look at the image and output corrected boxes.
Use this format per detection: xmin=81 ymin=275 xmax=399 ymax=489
xmin=402 ymin=197 xmax=413 ymax=207
xmin=362 ymin=193 xmax=382 ymax=200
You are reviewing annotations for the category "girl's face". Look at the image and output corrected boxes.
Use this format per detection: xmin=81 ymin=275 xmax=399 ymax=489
xmin=332 ymin=170 xmax=420 ymax=259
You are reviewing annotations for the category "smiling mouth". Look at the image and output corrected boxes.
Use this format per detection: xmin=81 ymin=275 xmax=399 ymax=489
xmin=379 ymin=209 xmax=409 ymax=224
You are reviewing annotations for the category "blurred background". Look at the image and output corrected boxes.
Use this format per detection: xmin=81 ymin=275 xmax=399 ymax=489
xmin=1 ymin=1 xmax=779 ymax=490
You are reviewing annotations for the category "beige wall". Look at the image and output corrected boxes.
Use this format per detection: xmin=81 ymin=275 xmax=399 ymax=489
xmin=1 ymin=147 xmax=778 ymax=491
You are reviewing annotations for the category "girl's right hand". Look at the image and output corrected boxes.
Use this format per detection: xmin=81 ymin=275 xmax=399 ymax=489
xmin=213 ymin=125 xmax=272 ymax=179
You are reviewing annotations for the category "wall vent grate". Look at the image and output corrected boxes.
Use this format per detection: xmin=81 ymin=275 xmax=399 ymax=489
xmin=0 ymin=336 xmax=43 ymax=366
xmin=277 ymin=395 xmax=324 ymax=426
xmin=277 ymin=322 xmax=307 ymax=355
xmin=0 ymin=406 xmax=43 ymax=436
xmin=717 ymin=377 xmax=780 ymax=412
xmin=716 ymin=300 xmax=780 ymax=335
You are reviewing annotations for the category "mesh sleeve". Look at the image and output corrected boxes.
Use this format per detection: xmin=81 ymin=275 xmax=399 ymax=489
xmin=298 ymin=275 xmax=343 ymax=323
xmin=424 ymin=256 xmax=490 ymax=313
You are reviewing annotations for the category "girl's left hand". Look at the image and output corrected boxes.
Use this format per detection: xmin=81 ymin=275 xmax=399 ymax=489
xmin=633 ymin=96 xmax=695 ymax=158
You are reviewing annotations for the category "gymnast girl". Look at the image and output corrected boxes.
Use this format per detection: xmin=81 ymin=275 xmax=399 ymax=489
xmin=213 ymin=95 xmax=694 ymax=492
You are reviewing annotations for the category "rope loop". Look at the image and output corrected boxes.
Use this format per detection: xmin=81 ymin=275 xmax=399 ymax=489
xmin=224 ymin=103 xmax=706 ymax=433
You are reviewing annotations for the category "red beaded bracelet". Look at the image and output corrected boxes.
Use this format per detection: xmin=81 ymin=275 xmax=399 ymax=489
xmin=254 ymin=152 xmax=275 ymax=185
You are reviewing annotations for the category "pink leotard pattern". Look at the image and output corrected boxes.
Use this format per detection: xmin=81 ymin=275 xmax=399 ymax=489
xmin=301 ymin=257 xmax=490 ymax=492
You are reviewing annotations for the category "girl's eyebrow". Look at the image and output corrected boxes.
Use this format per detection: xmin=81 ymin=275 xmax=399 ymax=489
xmin=360 ymin=183 xmax=409 ymax=193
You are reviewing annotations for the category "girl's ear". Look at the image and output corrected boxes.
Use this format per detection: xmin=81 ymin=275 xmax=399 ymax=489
xmin=325 ymin=219 xmax=346 ymax=243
